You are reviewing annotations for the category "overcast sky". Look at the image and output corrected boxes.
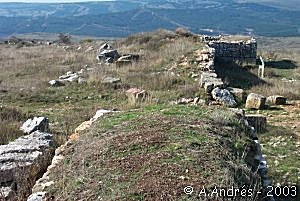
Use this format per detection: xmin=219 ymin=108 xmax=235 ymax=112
xmin=0 ymin=0 xmax=113 ymax=2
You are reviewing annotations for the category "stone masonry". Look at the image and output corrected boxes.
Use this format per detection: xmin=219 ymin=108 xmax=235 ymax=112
xmin=203 ymin=35 xmax=257 ymax=64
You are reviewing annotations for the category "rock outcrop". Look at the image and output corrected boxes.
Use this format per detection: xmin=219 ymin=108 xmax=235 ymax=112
xmin=0 ymin=131 xmax=55 ymax=200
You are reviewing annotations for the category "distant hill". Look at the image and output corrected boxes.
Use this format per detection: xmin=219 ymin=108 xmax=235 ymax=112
xmin=0 ymin=0 xmax=299 ymax=38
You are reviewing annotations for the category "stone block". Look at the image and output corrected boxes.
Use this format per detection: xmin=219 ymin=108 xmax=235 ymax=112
xmin=245 ymin=93 xmax=266 ymax=109
xmin=266 ymin=95 xmax=287 ymax=105
xmin=246 ymin=114 xmax=267 ymax=133
xmin=126 ymin=88 xmax=148 ymax=104
xmin=227 ymin=87 xmax=246 ymax=102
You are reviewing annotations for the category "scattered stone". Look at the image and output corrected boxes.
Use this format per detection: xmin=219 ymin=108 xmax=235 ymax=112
xmin=211 ymin=87 xmax=237 ymax=107
xmin=20 ymin=117 xmax=49 ymax=134
xmin=97 ymin=49 xmax=119 ymax=60
xmin=78 ymin=77 xmax=87 ymax=84
xmin=177 ymin=98 xmax=194 ymax=104
xmin=118 ymin=54 xmax=140 ymax=62
xmin=245 ymin=114 xmax=267 ymax=133
xmin=101 ymin=77 xmax=121 ymax=84
xmin=27 ymin=192 xmax=47 ymax=201
xmin=48 ymin=80 xmax=65 ymax=87
xmin=99 ymin=43 xmax=112 ymax=52
xmin=266 ymin=95 xmax=287 ymax=105
xmin=227 ymin=87 xmax=246 ymax=102
xmin=65 ymin=74 xmax=79 ymax=82
xmin=245 ymin=93 xmax=266 ymax=110
xmin=126 ymin=88 xmax=148 ymax=104
xmin=90 ymin=109 xmax=112 ymax=122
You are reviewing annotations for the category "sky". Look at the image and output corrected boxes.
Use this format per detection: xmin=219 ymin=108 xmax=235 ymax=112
xmin=0 ymin=0 xmax=112 ymax=2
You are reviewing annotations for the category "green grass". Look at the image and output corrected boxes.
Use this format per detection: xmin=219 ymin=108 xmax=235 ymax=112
xmin=44 ymin=105 xmax=263 ymax=200
xmin=260 ymin=125 xmax=299 ymax=185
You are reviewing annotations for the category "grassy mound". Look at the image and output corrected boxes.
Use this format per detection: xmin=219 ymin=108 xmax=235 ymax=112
xmin=46 ymin=105 xmax=262 ymax=200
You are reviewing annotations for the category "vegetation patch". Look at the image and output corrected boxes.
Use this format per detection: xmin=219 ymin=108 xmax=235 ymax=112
xmin=46 ymin=105 xmax=261 ymax=200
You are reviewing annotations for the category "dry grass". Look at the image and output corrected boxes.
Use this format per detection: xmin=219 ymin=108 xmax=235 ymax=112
xmin=0 ymin=30 xmax=202 ymax=144
xmin=0 ymin=107 xmax=26 ymax=144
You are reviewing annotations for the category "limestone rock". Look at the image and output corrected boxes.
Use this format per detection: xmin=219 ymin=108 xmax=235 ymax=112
xmin=245 ymin=93 xmax=266 ymax=109
xmin=118 ymin=54 xmax=139 ymax=62
xmin=245 ymin=114 xmax=267 ymax=133
xmin=126 ymin=88 xmax=148 ymax=104
xmin=78 ymin=77 xmax=87 ymax=84
xmin=0 ymin=186 xmax=15 ymax=200
xmin=204 ymin=80 xmax=224 ymax=93
xmin=0 ymin=131 xmax=54 ymax=200
xmin=90 ymin=109 xmax=112 ymax=122
xmin=97 ymin=49 xmax=119 ymax=60
xmin=48 ymin=80 xmax=65 ymax=87
xmin=27 ymin=192 xmax=47 ymax=201
xmin=266 ymin=95 xmax=286 ymax=105
xmin=227 ymin=87 xmax=246 ymax=102
xmin=102 ymin=77 xmax=121 ymax=84
xmin=20 ymin=117 xmax=49 ymax=134
xmin=99 ymin=43 xmax=112 ymax=52
xmin=200 ymin=72 xmax=224 ymax=93
xmin=211 ymin=87 xmax=237 ymax=107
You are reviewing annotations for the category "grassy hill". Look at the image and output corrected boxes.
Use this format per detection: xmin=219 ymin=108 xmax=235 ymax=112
xmin=0 ymin=30 xmax=299 ymax=200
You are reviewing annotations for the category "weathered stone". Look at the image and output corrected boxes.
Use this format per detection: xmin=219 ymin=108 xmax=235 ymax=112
xmin=99 ymin=43 xmax=112 ymax=52
xmin=266 ymin=95 xmax=287 ymax=105
xmin=98 ymin=49 xmax=119 ymax=60
xmin=118 ymin=54 xmax=139 ymax=62
xmin=78 ymin=77 xmax=87 ymax=84
xmin=211 ymin=87 xmax=237 ymax=107
xmin=245 ymin=93 xmax=266 ymax=109
xmin=27 ymin=192 xmax=47 ymax=201
xmin=227 ymin=87 xmax=246 ymax=102
xmin=102 ymin=77 xmax=121 ymax=84
xmin=105 ymin=57 xmax=114 ymax=64
xmin=65 ymin=74 xmax=79 ymax=82
xmin=20 ymin=117 xmax=49 ymax=134
xmin=246 ymin=114 xmax=267 ymax=133
xmin=203 ymin=80 xmax=224 ymax=93
xmin=0 ymin=186 xmax=15 ymax=200
xmin=48 ymin=80 xmax=65 ymax=87
xmin=126 ymin=88 xmax=148 ymax=104
xmin=90 ymin=109 xmax=112 ymax=122
xmin=0 ymin=131 xmax=54 ymax=200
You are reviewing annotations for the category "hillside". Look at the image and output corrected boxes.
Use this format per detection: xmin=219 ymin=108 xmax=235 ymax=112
xmin=0 ymin=0 xmax=300 ymax=38
xmin=0 ymin=30 xmax=299 ymax=200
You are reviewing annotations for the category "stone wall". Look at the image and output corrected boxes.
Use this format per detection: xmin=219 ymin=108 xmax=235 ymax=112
xmin=203 ymin=35 xmax=257 ymax=64
xmin=0 ymin=131 xmax=55 ymax=200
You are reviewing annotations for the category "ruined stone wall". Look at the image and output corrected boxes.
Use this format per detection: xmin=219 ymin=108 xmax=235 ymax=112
xmin=203 ymin=36 xmax=257 ymax=64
